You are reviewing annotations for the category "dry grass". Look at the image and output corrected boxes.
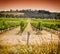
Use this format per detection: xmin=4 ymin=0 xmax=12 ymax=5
xmin=0 ymin=41 xmax=59 ymax=54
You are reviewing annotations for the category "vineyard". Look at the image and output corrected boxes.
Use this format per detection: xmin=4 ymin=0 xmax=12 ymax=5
xmin=0 ymin=18 xmax=60 ymax=54
xmin=0 ymin=18 xmax=27 ymax=33
xmin=31 ymin=19 xmax=60 ymax=30
xmin=31 ymin=19 xmax=60 ymax=35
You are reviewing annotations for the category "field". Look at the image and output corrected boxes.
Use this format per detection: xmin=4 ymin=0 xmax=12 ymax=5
xmin=0 ymin=12 xmax=24 ymax=16
xmin=0 ymin=18 xmax=60 ymax=54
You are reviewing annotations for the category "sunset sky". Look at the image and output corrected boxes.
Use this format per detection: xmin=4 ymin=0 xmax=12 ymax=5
xmin=0 ymin=0 xmax=60 ymax=12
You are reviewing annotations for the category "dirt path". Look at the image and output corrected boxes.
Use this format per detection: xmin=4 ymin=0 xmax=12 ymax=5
xmin=0 ymin=19 xmax=59 ymax=45
xmin=22 ymin=19 xmax=34 ymax=35
xmin=0 ymin=26 xmax=20 ymax=37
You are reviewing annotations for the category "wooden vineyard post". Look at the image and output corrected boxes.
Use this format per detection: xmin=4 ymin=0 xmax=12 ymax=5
xmin=27 ymin=32 xmax=30 ymax=46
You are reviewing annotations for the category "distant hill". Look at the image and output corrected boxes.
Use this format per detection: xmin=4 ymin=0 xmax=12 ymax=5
xmin=0 ymin=9 xmax=60 ymax=19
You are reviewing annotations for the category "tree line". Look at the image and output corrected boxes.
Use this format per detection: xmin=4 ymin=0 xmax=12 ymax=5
xmin=0 ymin=9 xmax=60 ymax=19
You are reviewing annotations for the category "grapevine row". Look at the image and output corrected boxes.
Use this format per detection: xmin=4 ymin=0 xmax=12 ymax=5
xmin=0 ymin=18 xmax=27 ymax=33
xmin=31 ymin=19 xmax=60 ymax=31
xmin=31 ymin=21 xmax=43 ymax=31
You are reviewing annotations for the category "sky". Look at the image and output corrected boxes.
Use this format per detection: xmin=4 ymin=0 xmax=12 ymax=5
xmin=0 ymin=0 xmax=60 ymax=12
